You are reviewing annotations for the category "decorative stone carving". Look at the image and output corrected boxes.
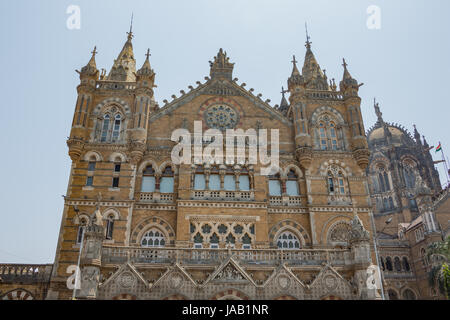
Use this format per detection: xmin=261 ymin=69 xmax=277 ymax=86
xmin=215 ymin=265 xmax=245 ymax=282
xmin=322 ymin=273 xmax=338 ymax=291
xmin=169 ymin=272 xmax=183 ymax=289
xmin=277 ymin=275 xmax=291 ymax=289
xmin=118 ymin=271 xmax=136 ymax=289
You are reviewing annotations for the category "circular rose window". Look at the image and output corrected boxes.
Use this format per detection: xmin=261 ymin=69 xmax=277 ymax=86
xmin=204 ymin=104 xmax=239 ymax=130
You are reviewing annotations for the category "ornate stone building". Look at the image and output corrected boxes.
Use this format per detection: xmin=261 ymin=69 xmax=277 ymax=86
xmin=0 ymin=29 xmax=409 ymax=300
xmin=366 ymin=103 xmax=450 ymax=300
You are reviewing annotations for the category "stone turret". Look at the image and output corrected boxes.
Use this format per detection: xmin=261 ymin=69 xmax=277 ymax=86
xmin=129 ymin=49 xmax=156 ymax=164
xmin=68 ymin=46 xmax=100 ymax=161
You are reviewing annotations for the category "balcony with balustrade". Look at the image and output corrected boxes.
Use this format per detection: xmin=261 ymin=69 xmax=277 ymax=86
xmin=269 ymin=196 xmax=302 ymax=207
xmin=0 ymin=264 xmax=53 ymax=284
xmin=190 ymin=190 xmax=255 ymax=201
xmin=139 ymin=192 xmax=174 ymax=203
xmin=101 ymin=246 xmax=352 ymax=268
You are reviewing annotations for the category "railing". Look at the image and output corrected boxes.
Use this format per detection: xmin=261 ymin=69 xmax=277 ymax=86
xmin=0 ymin=264 xmax=53 ymax=283
xmin=191 ymin=190 xmax=254 ymax=201
xmin=306 ymin=90 xmax=343 ymax=100
xmin=96 ymin=80 xmax=136 ymax=90
xmin=139 ymin=192 xmax=174 ymax=203
xmin=269 ymin=196 xmax=302 ymax=206
xmin=382 ymin=270 xmax=415 ymax=279
xmin=101 ymin=246 xmax=349 ymax=267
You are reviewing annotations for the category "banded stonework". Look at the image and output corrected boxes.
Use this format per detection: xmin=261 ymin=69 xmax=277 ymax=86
xmin=1 ymin=28 xmax=448 ymax=301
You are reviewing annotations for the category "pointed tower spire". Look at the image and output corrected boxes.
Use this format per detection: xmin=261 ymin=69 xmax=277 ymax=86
xmin=413 ymin=124 xmax=422 ymax=145
xmin=339 ymin=58 xmax=361 ymax=97
xmin=107 ymin=20 xmax=136 ymax=82
xmin=278 ymin=86 xmax=289 ymax=114
xmin=136 ymin=48 xmax=155 ymax=87
xmin=78 ymin=46 xmax=99 ymax=80
xmin=291 ymin=55 xmax=301 ymax=76
xmin=422 ymin=135 xmax=429 ymax=148
xmin=301 ymin=27 xmax=328 ymax=90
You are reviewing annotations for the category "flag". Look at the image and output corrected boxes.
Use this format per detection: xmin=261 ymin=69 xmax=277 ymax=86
xmin=436 ymin=143 xmax=442 ymax=152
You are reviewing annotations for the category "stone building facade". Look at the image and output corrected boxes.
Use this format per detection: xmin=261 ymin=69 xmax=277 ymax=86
xmin=366 ymin=104 xmax=450 ymax=300
xmin=3 ymin=29 xmax=446 ymax=300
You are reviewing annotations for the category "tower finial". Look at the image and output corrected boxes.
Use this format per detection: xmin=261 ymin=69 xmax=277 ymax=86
xmin=281 ymin=86 xmax=288 ymax=97
xmin=291 ymin=55 xmax=297 ymax=66
xmin=145 ymin=48 xmax=151 ymax=60
xmin=91 ymin=46 xmax=98 ymax=57
xmin=342 ymin=58 xmax=348 ymax=69
xmin=127 ymin=13 xmax=134 ymax=40
xmin=305 ymin=22 xmax=311 ymax=49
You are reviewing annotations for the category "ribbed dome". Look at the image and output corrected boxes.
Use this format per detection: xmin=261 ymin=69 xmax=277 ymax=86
xmin=368 ymin=126 xmax=404 ymax=141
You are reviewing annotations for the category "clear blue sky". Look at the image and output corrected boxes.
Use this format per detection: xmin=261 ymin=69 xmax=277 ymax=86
xmin=0 ymin=0 xmax=449 ymax=263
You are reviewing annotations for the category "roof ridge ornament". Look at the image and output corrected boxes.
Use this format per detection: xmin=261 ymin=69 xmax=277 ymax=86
xmin=209 ymin=48 xmax=234 ymax=80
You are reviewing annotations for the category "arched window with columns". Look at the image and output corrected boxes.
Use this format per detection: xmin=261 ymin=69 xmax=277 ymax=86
xmin=313 ymin=112 xmax=344 ymax=151
xmin=97 ymin=105 xmax=124 ymax=143
xmin=327 ymin=169 xmax=347 ymax=195
xmin=276 ymin=230 xmax=301 ymax=249
xmin=141 ymin=228 xmax=166 ymax=247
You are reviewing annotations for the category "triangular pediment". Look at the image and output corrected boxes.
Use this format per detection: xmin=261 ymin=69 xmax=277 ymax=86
xmin=100 ymin=262 xmax=149 ymax=289
xmin=262 ymin=263 xmax=307 ymax=289
xmin=309 ymin=263 xmax=352 ymax=291
xmin=151 ymin=262 xmax=198 ymax=289
xmin=203 ymin=256 xmax=256 ymax=286
xmin=150 ymin=78 xmax=291 ymax=126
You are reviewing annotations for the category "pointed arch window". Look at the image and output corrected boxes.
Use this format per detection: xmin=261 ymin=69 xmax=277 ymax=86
xmin=141 ymin=228 xmax=166 ymax=247
xmin=385 ymin=256 xmax=393 ymax=271
xmin=276 ymin=230 xmax=300 ymax=249
xmin=160 ymin=166 xmax=174 ymax=193
xmin=141 ymin=165 xmax=156 ymax=192
xmin=105 ymin=215 xmax=114 ymax=240
xmin=76 ymin=218 xmax=88 ymax=245
xmin=101 ymin=114 xmax=110 ymax=142
xmin=402 ymin=257 xmax=410 ymax=272
xmin=327 ymin=169 xmax=347 ymax=195
xmin=286 ymin=169 xmax=299 ymax=196
xmin=111 ymin=114 xmax=121 ymax=142
xmin=316 ymin=116 xmax=341 ymax=151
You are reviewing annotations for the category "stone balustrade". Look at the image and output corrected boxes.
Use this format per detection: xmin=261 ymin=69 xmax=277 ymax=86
xmin=139 ymin=192 xmax=174 ymax=203
xmin=0 ymin=264 xmax=53 ymax=283
xmin=269 ymin=196 xmax=302 ymax=206
xmin=191 ymin=190 xmax=254 ymax=201
xmin=101 ymin=246 xmax=350 ymax=267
